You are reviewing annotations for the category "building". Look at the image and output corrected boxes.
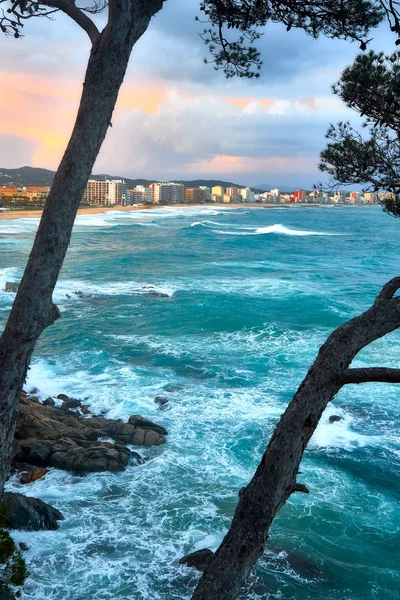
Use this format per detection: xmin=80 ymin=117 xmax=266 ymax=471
xmin=0 ymin=186 xmax=49 ymax=204
xmin=0 ymin=187 xmax=20 ymax=198
xmin=364 ymin=192 xmax=377 ymax=204
xmin=185 ymin=187 xmax=207 ymax=204
xmin=226 ymin=186 xmax=240 ymax=202
xmin=199 ymin=186 xmax=211 ymax=201
xmin=25 ymin=186 xmax=49 ymax=201
xmin=239 ymin=187 xmax=255 ymax=203
xmin=333 ymin=191 xmax=345 ymax=204
xmin=151 ymin=182 xmax=185 ymax=204
xmin=211 ymin=185 xmax=225 ymax=198
xmin=130 ymin=185 xmax=153 ymax=204
xmin=223 ymin=194 xmax=231 ymax=203
xmin=83 ymin=180 xmax=129 ymax=205
xmin=294 ymin=190 xmax=307 ymax=202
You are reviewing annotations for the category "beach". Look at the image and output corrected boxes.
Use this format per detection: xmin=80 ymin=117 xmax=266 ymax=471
xmin=0 ymin=202 xmax=325 ymax=220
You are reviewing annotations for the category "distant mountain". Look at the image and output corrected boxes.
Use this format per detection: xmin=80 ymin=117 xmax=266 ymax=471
xmin=0 ymin=166 xmax=56 ymax=187
xmin=0 ymin=167 xmax=248 ymax=190
xmin=254 ymin=183 xmax=278 ymax=191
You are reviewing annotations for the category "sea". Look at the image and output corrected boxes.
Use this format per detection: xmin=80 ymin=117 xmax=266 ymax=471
xmin=0 ymin=205 xmax=399 ymax=600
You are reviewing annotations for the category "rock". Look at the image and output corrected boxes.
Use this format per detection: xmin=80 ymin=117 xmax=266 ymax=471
xmin=81 ymin=405 xmax=91 ymax=415
xmin=86 ymin=415 xmax=167 ymax=447
xmin=329 ymin=415 xmax=343 ymax=423
xmin=19 ymin=542 xmax=29 ymax=552
xmin=5 ymin=281 xmax=19 ymax=293
xmin=179 ymin=548 xmax=215 ymax=571
xmin=154 ymin=396 xmax=169 ymax=407
xmin=50 ymin=439 xmax=130 ymax=472
xmin=163 ymin=385 xmax=183 ymax=393
xmin=57 ymin=394 xmax=70 ymax=402
xmin=0 ymin=586 xmax=16 ymax=600
xmin=146 ymin=291 xmax=170 ymax=299
xmin=13 ymin=393 xmax=165 ymax=473
xmin=128 ymin=415 xmax=167 ymax=436
xmin=1 ymin=492 xmax=63 ymax=531
xmin=42 ymin=397 xmax=55 ymax=407
xmin=62 ymin=398 xmax=81 ymax=410
xmin=20 ymin=467 xmax=49 ymax=485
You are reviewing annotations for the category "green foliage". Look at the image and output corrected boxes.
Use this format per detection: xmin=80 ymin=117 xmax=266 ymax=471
xmin=0 ymin=508 xmax=27 ymax=596
xmin=320 ymin=51 xmax=400 ymax=216
xmin=0 ymin=1 xmax=392 ymax=78
xmin=199 ymin=0 xmax=385 ymax=78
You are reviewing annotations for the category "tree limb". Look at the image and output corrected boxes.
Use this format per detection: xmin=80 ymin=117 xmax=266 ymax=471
xmin=377 ymin=275 xmax=400 ymax=299
xmin=189 ymin=277 xmax=400 ymax=600
xmin=339 ymin=367 xmax=400 ymax=384
xmin=41 ymin=0 xmax=101 ymax=44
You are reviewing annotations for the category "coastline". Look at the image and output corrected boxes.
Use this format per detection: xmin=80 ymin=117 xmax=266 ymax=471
xmin=0 ymin=202 xmax=369 ymax=220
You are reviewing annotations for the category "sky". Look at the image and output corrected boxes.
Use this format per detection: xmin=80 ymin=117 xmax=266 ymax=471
xmin=0 ymin=0 xmax=396 ymax=188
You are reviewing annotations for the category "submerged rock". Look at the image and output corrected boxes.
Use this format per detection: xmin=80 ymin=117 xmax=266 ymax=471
xmin=5 ymin=281 xmax=19 ymax=293
xmin=329 ymin=415 xmax=343 ymax=423
xmin=163 ymin=385 xmax=183 ymax=393
xmin=154 ymin=396 xmax=169 ymax=407
xmin=146 ymin=291 xmax=170 ymax=299
xmin=1 ymin=492 xmax=63 ymax=531
xmin=179 ymin=548 xmax=215 ymax=571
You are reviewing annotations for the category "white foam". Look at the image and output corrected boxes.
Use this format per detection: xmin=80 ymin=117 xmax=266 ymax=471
xmin=310 ymin=407 xmax=379 ymax=450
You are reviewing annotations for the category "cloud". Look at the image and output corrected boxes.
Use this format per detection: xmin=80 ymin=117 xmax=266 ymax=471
xmin=0 ymin=135 xmax=36 ymax=167
xmin=95 ymin=89 xmax=353 ymax=186
xmin=0 ymin=1 xmax=397 ymax=185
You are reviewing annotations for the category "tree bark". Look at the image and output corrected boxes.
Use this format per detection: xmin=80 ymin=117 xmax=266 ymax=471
xmin=0 ymin=0 xmax=164 ymax=496
xmin=190 ymin=277 xmax=400 ymax=600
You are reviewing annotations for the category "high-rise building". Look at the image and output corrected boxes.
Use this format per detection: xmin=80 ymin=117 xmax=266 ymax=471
xmin=226 ymin=186 xmax=240 ymax=202
xmin=211 ymin=185 xmax=225 ymax=198
xmin=130 ymin=185 xmax=153 ymax=204
xmin=185 ymin=187 xmax=206 ymax=203
xmin=83 ymin=180 xmax=129 ymax=205
xmin=294 ymin=190 xmax=307 ymax=202
xmin=239 ymin=187 xmax=255 ymax=202
xmin=151 ymin=183 xmax=185 ymax=204
xmin=199 ymin=186 xmax=211 ymax=201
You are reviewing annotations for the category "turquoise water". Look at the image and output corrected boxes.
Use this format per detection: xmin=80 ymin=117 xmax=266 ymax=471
xmin=1 ymin=205 xmax=399 ymax=600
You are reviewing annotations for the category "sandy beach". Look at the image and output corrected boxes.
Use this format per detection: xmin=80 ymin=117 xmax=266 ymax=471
xmin=0 ymin=203 xmax=282 ymax=220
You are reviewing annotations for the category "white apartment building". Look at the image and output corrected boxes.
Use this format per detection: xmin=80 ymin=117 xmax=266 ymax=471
xmin=239 ymin=187 xmax=255 ymax=202
xmin=83 ymin=180 xmax=129 ymax=205
xmin=131 ymin=185 xmax=153 ymax=204
xmin=152 ymin=182 xmax=185 ymax=204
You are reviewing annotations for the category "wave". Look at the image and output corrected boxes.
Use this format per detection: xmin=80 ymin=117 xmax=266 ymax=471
xmin=219 ymin=224 xmax=338 ymax=236
xmin=53 ymin=278 xmax=177 ymax=303
xmin=190 ymin=220 xmax=228 ymax=228
xmin=190 ymin=221 xmax=339 ymax=236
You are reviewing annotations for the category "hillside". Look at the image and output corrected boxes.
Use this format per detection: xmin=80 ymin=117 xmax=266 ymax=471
xmin=0 ymin=167 xmax=250 ymax=191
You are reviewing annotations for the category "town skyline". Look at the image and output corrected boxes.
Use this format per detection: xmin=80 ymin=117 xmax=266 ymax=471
xmin=0 ymin=1 xmax=396 ymax=188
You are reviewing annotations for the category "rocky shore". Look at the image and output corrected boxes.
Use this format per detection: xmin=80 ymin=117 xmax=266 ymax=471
xmin=1 ymin=390 xmax=167 ymax=532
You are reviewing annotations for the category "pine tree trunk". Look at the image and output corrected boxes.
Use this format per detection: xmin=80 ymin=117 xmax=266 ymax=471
xmin=0 ymin=0 xmax=164 ymax=496
xmin=190 ymin=279 xmax=400 ymax=600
